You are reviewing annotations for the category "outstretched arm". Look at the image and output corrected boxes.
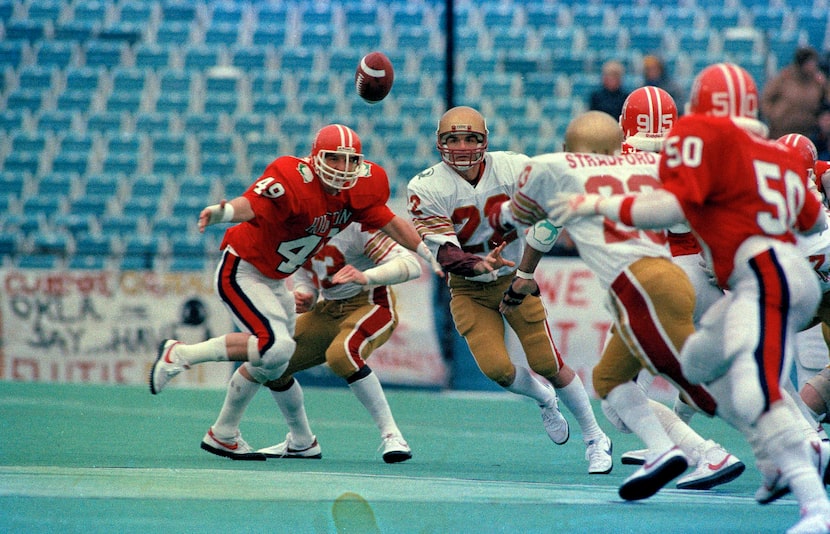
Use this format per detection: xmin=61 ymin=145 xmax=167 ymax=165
xmin=198 ymin=197 xmax=254 ymax=233
xmin=380 ymin=215 xmax=444 ymax=277
xmin=547 ymin=189 xmax=685 ymax=229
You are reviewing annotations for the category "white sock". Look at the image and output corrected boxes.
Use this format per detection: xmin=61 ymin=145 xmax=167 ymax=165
xmin=349 ymin=370 xmax=400 ymax=437
xmin=270 ymin=379 xmax=315 ymax=445
xmin=606 ymin=381 xmax=675 ymax=453
xmin=175 ymin=335 xmax=229 ymax=365
xmin=649 ymin=399 xmax=705 ymax=462
xmin=211 ymin=368 xmax=260 ymax=438
xmin=506 ymin=366 xmax=556 ymax=406
xmin=555 ymin=374 xmax=604 ymax=442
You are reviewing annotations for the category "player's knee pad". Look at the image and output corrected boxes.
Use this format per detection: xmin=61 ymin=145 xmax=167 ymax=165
xmin=601 ymin=399 xmax=632 ymax=434
xmin=246 ymin=335 xmax=295 ymax=382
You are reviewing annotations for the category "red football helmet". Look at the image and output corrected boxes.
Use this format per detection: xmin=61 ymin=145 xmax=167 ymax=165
xmin=436 ymin=106 xmax=488 ymax=171
xmin=310 ymin=124 xmax=365 ymax=190
xmin=619 ymin=86 xmax=677 ymax=152
xmin=688 ymin=63 xmax=759 ymax=120
xmin=777 ymin=133 xmax=818 ymax=180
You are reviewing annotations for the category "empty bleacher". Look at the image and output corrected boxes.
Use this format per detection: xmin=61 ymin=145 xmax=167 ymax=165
xmin=1 ymin=0 xmax=828 ymax=269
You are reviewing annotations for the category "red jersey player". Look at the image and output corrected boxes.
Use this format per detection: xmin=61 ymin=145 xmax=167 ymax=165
xmin=149 ymin=124 xmax=441 ymax=460
xmin=549 ymin=63 xmax=830 ymax=533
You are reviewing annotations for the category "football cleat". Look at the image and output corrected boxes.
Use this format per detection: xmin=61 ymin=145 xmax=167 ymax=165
xmin=586 ymin=434 xmax=613 ymax=474
xmin=786 ymin=511 xmax=830 ymax=534
xmin=200 ymin=428 xmax=266 ymax=461
xmin=258 ymin=433 xmax=322 ymax=459
xmin=676 ymin=441 xmax=745 ymax=490
xmin=621 ymin=448 xmax=647 ymax=466
xmin=619 ymin=446 xmax=688 ymax=501
xmin=540 ymin=396 xmax=569 ymax=445
xmin=755 ymin=469 xmax=790 ymax=504
xmin=380 ymin=433 xmax=412 ymax=464
xmin=149 ymin=339 xmax=186 ymax=395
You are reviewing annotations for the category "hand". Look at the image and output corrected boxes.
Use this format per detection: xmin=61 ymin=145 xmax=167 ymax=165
xmin=499 ymin=277 xmax=540 ymax=314
xmin=294 ymin=291 xmax=316 ymax=313
xmin=198 ymin=199 xmax=231 ymax=233
xmin=331 ymin=264 xmax=367 ymax=285
xmin=546 ymin=193 xmax=602 ymax=227
xmin=474 ymin=241 xmax=516 ymax=274
xmin=416 ymin=242 xmax=445 ymax=278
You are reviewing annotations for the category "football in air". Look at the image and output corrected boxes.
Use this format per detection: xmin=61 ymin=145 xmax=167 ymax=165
xmin=355 ymin=51 xmax=394 ymax=103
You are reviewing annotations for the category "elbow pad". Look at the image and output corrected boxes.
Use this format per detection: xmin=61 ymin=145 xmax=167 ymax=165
xmin=363 ymin=254 xmax=422 ymax=286
xmin=525 ymin=220 xmax=560 ymax=253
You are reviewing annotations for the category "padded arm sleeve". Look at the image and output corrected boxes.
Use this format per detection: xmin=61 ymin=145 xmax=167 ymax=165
xmin=598 ymin=189 xmax=686 ymax=229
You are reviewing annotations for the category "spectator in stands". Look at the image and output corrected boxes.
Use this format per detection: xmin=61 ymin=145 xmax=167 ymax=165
xmin=642 ymin=55 xmax=685 ymax=113
xmin=761 ymin=46 xmax=829 ymax=140
xmin=814 ymin=100 xmax=830 ymax=161
xmin=588 ymin=60 xmax=630 ymax=119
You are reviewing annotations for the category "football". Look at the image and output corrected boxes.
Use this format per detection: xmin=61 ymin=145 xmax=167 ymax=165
xmin=355 ymin=52 xmax=394 ymax=104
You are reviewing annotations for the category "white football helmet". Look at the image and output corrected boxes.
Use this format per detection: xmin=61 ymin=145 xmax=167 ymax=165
xmin=310 ymin=124 xmax=365 ymax=190
xmin=619 ymin=86 xmax=677 ymax=153
xmin=436 ymin=106 xmax=488 ymax=172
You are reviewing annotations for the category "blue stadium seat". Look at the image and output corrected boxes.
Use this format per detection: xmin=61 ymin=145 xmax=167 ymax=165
xmin=53 ymin=21 xmax=95 ymax=42
xmin=169 ymin=256 xmax=207 ymax=271
xmin=552 ymin=50 xmax=593 ymax=77
xmin=628 ymin=28 xmax=666 ymax=56
xmin=750 ymin=6 xmax=786 ymax=34
xmin=300 ymin=94 xmax=337 ymax=118
xmin=4 ymin=213 xmax=42 ymax=236
xmin=584 ymin=27 xmax=622 ymax=55
xmin=154 ymin=91 xmax=191 ymax=114
xmin=183 ymin=45 xmax=221 ymax=70
xmin=196 ymin=132 xmax=234 ymax=154
xmin=390 ymin=5 xmax=428 ymax=28
xmin=135 ymin=112 xmax=174 ymax=135
xmin=0 ymin=109 xmax=25 ymax=132
xmin=200 ymin=154 xmax=237 ymax=176
xmin=480 ymin=74 xmax=515 ymax=99
xmin=57 ymin=90 xmax=93 ymax=113
xmin=160 ymin=1 xmax=197 ymax=23
xmin=100 ymin=214 xmax=140 ymax=237
xmin=245 ymin=137 xmax=281 ymax=161
xmin=102 ymin=153 xmax=139 ymax=175
xmin=178 ymin=175 xmax=213 ymax=198
xmin=23 ymin=196 xmax=62 ymax=217
xmin=84 ymin=41 xmax=125 ymax=69
xmin=252 ymin=94 xmax=289 ymax=116
xmin=204 ymin=73 xmax=239 ymax=95
xmin=50 ymin=152 xmax=89 ymax=176
xmin=150 ymin=132 xmax=188 ymax=155
xmin=130 ymin=174 xmax=166 ymax=199
xmin=5 ymin=20 xmax=45 ymax=42
xmin=112 ymin=67 xmax=148 ymax=93
xmin=344 ymin=4 xmax=379 ymax=26
xmin=168 ymin=234 xmax=206 ymax=257
xmin=252 ymin=23 xmax=287 ymax=48
xmin=0 ymin=232 xmax=18 ymax=260
xmin=106 ymin=133 xmax=142 ymax=156
xmin=0 ymin=40 xmax=26 ymax=69
xmin=18 ymin=66 xmax=54 ymax=90
xmin=54 ymin=213 xmax=94 ymax=237
xmin=204 ymin=23 xmax=240 ymax=46
xmin=74 ymin=1 xmax=108 ymax=24
xmin=28 ymin=0 xmax=62 ymax=22
xmin=120 ymin=254 xmax=154 ymax=271
xmin=768 ymin=32 xmax=801 ymax=70
xmin=11 ymin=132 xmax=47 ymax=153
xmin=347 ymin=27 xmax=382 ymax=50
xmin=234 ymin=114 xmax=268 ymax=138
xmin=18 ymin=255 xmax=60 ymax=269
xmin=69 ymin=255 xmax=107 ymax=270
xmin=396 ymin=27 xmax=430 ymax=51
xmin=84 ymin=174 xmax=119 ymax=196
xmin=155 ymin=22 xmax=191 ymax=45
xmin=491 ymin=98 xmax=529 ymax=123
xmin=3 ymin=152 xmax=41 ymax=175
xmin=119 ymin=1 xmax=153 ymax=24
xmin=152 ymin=153 xmax=188 ymax=176
xmin=183 ymin=112 xmax=222 ymax=133
xmin=794 ymin=9 xmax=828 ymax=50
xmin=70 ymin=194 xmax=111 ymax=217
xmin=87 ymin=111 xmax=124 ymax=134
xmin=675 ymin=28 xmax=714 ymax=54
xmin=36 ymin=173 xmax=74 ymax=197
xmin=329 ymin=49 xmax=363 ymax=74
xmin=65 ymin=66 xmax=101 ymax=92
xmin=134 ymin=43 xmax=173 ymax=69
xmin=74 ymin=233 xmax=113 ymax=256
xmin=492 ymin=28 xmax=530 ymax=52
xmin=524 ymin=4 xmax=566 ymax=29
xmin=571 ymin=5 xmax=607 ymax=28
xmin=722 ymin=29 xmax=761 ymax=57
xmin=153 ymin=216 xmax=189 ymax=238
xmin=172 ymin=195 xmax=206 ymax=219
xmin=58 ymin=133 xmax=93 ymax=154
xmin=121 ymin=197 xmax=159 ymax=220
xmin=35 ymin=41 xmax=75 ymax=69
xmin=158 ymin=68 xmax=193 ymax=93
xmin=704 ymin=7 xmax=740 ymax=31
xmin=231 ymin=45 xmax=269 ymax=70
xmin=107 ymin=91 xmax=143 ymax=113
xmin=0 ymin=172 xmax=26 ymax=198
xmin=617 ymin=6 xmax=652 ymax=28
xmin=481 ymin=4 xmax=515 ymax=27
xmin=250 ymin=71 xmax=284 ymax=96
xmin=464 ymin=51 xmax=498 ymax=75
xmin=523 ymin=72 xmax=558 ymax=101
xmin=211 ymin=2 xmax=244 ymax=24
xmin=297 ymin=5 xmax=333 ymax=26
xmin=279 ymin=47 xmax=315 ymax=71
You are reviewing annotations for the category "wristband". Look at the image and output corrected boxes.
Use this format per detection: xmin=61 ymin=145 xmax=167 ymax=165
xmin=515 ymin=269 xmax=534 ymax=280
xmin=207 ymin=203 xmax=235 ymax=225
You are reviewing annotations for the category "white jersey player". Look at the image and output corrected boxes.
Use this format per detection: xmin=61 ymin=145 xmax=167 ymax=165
xmin=256 ymin=223 xmax=421 ymax=463
xmin=502 ymin=110 xmax=742 ymax=500
xmin=407 ymin=106 xmax=613 ymax=474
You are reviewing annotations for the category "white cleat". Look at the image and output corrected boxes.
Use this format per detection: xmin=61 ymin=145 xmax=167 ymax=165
xmin=200 ymin=427 xmax=266 ymax=461
xmin=786 ymin=511 xmax=830 ymax=534
xmin=258 ymin=433 xmax=322 ymax=459
xmin=755 ymin=469 xmax=790 ymax=504
xmin=619 ymin=446 xmax=688 ymax=501
xmin=621 ymin=448 xmax=647 ymax=466
xmin=380 ymin=433 xmax=412 ymax=464
xmin=149 ymin=339 xmax=187 ymax=395
xmin=540 ymin=396 xmax=569 ymax=445
xmin=586 ymin=434 xmax=613 ymax=474
xmin=676 ymin=441 xmax=745 ymax=490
